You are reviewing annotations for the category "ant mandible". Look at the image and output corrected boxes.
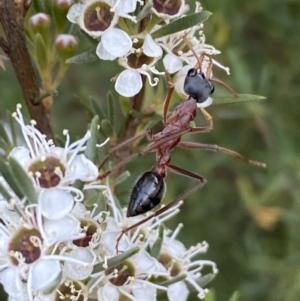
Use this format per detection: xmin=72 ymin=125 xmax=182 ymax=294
xmin=97 ymin=51 xmax=265 ymax=250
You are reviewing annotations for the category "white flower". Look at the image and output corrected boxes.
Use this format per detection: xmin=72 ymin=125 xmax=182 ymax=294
xmin=67 ymin=0 xmax=118 ymax=38
xmin=0 ymin=119 xmax=217 ymax=301
xmin=90 ymin=249 xmax=168 ymax=300
xmin=8 ymin=105 xmax=106 ymax=219
xmin=115 ymin=34 xmax=164 ymax=97
xmin=155 ymin=225 xmax=218 ymax=300
xmin=0 ymin=204 xmax=94 ymax=301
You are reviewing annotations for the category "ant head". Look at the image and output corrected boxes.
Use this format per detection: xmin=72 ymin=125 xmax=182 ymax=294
xmin=184 ymin=68 xmax=214 ymax=106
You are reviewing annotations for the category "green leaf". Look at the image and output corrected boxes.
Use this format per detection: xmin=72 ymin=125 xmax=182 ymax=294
xmin=107 ymin=91 xmax=115 ymax=128
xmin=228 ymin=291 xmax=240 ymax=301
xmin=85 ymin=115 xmax=99 ymax=162
xmin=159 ymin=274 xmax=187 ymax=287
xmin=0 ymin=141 xmax=8 ymax=153
xmin=213 ymin=94 xmax=266 ymax=105
xmin=152 ymin=11 xmax=211 ymax=39
xmin=35 ymin=33 xmax=48 ymax=72
xmin=73 ymin=179 xmax=84 ymax=191
xmin=197 ymin=273 xmax=216 ymax=286
xmin=0 ymin=180 xmax=12 ymax=201
xmin=136 ymin=0 xmax=153 ymax=22
xmin=92 ymin=246 xmax=140 ymax=273
xmin=114 ymin=170 xmax=131 ymax=186
xmin=84 ymin=192 xmax=106 ymax=213
xmin=8 ymin=157 xmax=38 ymax=204
xmin=0 ymin=158 xmax=23 ymax=199
xmin=149 ymin=224 xmax=164 ymax=258
xmin=100 ymin=119 xmax=114 ymax=137
xmin=65 ymin=49 xmax=98 ymax=64
xmin=129 ymin=109 xmax=143 ymax=120
xmin=205 ymin=290 xmax=216 ymax=301
xmin=8 ymin=111 xmax=17 ymax=146
xmin=0 ymin=122 xmax=12 ymax=147
xmin=35 ymin=90 xmax=58 ymax=105
xmin=119 ymin=96 xmax=130 ymax=116
xmin=186 ymin=273 xmax=216 ymax=293
xmin=90 ymin=97 xmax=106 ymax=120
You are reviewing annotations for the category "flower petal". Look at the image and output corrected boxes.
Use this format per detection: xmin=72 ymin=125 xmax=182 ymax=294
xmin=67 ymin=3 xmax=84 ymax=24
xmin=132 ymin=283 xmax=156 ymax=301
xmin=31 ymin=259 xmax=61 ymax=291
xmin=102 ymin=28 xmax=132 ymax=57
xmin=163 ymin=54 xmax=183 ymax=74
xmin=167 ymin=281 xmax=189 ymax=301
xmin=98 ymin=284 xmax=119 ymax=301
xmin=63 ymin=248 xmax=94 ymax=280
xmin=39 ymin=190 xmax=74 ymax=219
xmin=115 ymin=0 xmax=137 ymax=14
xmin=9 ymin=146 xmax=31 ymax=168
xmin=96 ymin=41 xmax=117 ymax=61
xmin=173 ymin=64 xmax=192 ymax=97
xmin=135 ymin=251 xmax=166 ymax=274
xmin=69 ymin=154 xmax=98 ymax=181
xmin=143 ymin=34 xmax=163 ymax=58
xmin=43 ymin=216 xmax=81 ymax=244
xmin=115 ymin=70 xmax=142 ymax=97
xmin=0 ymin=268 xmax=23 ymax=297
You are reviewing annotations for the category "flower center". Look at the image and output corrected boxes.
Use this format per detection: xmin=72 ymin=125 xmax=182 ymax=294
xmin=73 ymin=220 xmax=98 ymax=247
xmin=9 ymin=228 xmax=42 ymax=265
xmin=28 ymin=156 xmax=65 ymax=188
xmin=105 ymin=261 xmax=134 ymax=286
xmin=153 ymin=0 xmax=182 ymax=16
xmin=56 ymin=280 xmax=84 ymax=301
xmin=83 ymin=2 xmax=114 ymax=32
xmin=158 ymin=252 xmax=181 ymax=277
xmin=127 ymin=40 xmax=154 ymax=69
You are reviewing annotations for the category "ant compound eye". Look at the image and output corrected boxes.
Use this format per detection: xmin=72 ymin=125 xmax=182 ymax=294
xmin=187 ymin=68 xmax=197 ymax=77
xmin=199 ymin=71 xmax=206 ymax=79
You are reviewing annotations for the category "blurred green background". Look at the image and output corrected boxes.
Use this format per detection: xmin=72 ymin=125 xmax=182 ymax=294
xmin=1 ymin=0 xmax=300 ymax=300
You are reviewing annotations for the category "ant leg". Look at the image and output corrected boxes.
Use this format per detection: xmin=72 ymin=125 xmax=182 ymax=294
xmin=210 ymin=76 xmax=238 ymax=97
xmin=98 ymin=110 xmax=212 ymax=180
xmin=182 ymin=108 xmax=213 ymax=134
xmin=204 ymin=55 xmax=238 ymax=97
xmin=200 ymin=107 xmax=213 ymax=131
xmin=97 ymin=128 xmax=194 ymax=180
xmin=182 ymin=35 xmax=206 ymax=70
xmin=115 ymin=165 xmax=206 ymax=252
xmin=163 ymin=73 xmax=175 ymax=124
xmin=98 ymin=131 xmax=149 ymax=172
xmin=178 ymin=141 xmax=266 ymax=168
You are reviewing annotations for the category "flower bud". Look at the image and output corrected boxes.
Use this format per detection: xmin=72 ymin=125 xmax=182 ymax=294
xmin=54 ymin=0 xmax=73 ymax=33
xmin=29 ymin=13 xmax=51 ymax=33
xmin=55 ymin=34 xmax=79 ymax=61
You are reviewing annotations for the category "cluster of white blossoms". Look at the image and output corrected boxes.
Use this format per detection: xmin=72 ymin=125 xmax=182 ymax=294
xmin=67 ymin=0 xmax=229 ymax=97
xmin=0 ymin=105 xmax=218 ymax=301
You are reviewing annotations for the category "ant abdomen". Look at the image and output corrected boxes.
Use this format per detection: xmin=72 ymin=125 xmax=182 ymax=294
xmin=184 ymin=68 xmax=214 ymax=104
xmin=127 ymin=171 xmax=166 ymax=217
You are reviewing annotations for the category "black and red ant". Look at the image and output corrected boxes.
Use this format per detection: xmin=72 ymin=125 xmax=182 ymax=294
xmin=97 ymin=52 xmax=265 ymax=249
